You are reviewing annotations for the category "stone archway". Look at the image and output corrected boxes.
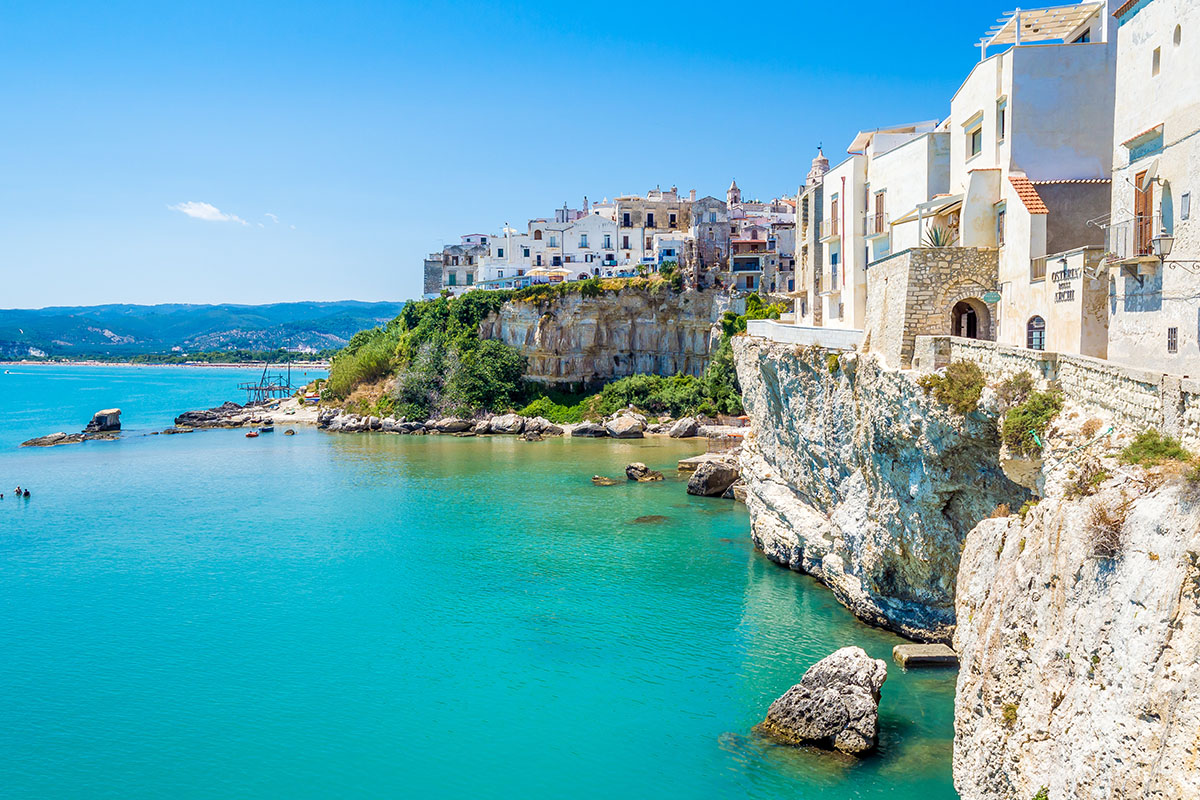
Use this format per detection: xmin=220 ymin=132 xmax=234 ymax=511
xmin=947 ymin=294 xmax=994 ymax=341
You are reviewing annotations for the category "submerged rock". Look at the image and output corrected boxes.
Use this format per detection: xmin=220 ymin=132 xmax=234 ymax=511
xmin=591 ymin=475 xmax=619 ymax=486
xmin=759 ymin=646 xmax=887 ymax=754
xmin=520 ymin=430 xmax=543 ymax=441
xmin=625 ymin=462 xmax=664 ymax=482
xmin=21 ymin=432 xmax=84 ymax=447
xmin=686 ymin=461 xmax=739 ymax=497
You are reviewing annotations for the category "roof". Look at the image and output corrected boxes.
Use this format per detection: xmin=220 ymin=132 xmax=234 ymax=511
xmin=1112 ymin=0 xmax=1142 ymax=17
xmin=1030 ymin=178 xmax=1111 ymax=185
xmin=982 ymin=3 xmax=1104 ymax=47
xmin=1009 ymin=176 xmax=1049 ymax=214
xmin=846 ymin=120 xmax=941 ymax=154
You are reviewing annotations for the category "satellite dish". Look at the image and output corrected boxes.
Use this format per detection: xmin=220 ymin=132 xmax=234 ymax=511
xmin=1139 ymin=159 xmax=1160 ymax=191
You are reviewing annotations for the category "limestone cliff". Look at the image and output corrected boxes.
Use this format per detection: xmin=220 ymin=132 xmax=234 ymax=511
xmin=479 ymin=288 xmax=716 ymax=386
xmin=954 ymin=443 xmax=1200 ymax=798
xmin=732 ymin=336 xmax=1027 ymax=642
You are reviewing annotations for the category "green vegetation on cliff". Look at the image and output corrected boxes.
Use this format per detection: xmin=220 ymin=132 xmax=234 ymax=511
xmin=328 ymin=288 xmax=763 ymax=421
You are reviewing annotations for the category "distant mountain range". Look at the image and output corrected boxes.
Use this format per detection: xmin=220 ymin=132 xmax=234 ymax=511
xmin=0 ymin=301 xmax=406 ymax=359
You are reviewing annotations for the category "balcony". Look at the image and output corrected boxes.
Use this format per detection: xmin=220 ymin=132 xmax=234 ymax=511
xmin=862 ymin=211 xmax=889 ymax=238
xmin=1104 ymin=214 xmax=1163 ymax=264
xmin=819 ymin=218 xmax=840 ymax=241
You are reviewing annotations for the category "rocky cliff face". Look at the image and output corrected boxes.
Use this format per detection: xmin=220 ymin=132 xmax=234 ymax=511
xmin=733 ymin=336 xmax=1027 ymax=642
xmin=954 ymin=451 xmax=1200 ymax=798
xmin=480 ymin=289 xmax=716 ymax=385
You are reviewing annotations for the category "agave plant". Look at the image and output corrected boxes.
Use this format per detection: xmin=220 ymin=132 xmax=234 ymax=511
xmin=923 ymin=224 xmax=957 ymax=248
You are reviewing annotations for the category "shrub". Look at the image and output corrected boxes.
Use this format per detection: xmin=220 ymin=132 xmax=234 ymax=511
xmin=990 ymin=503 xmax=1011 ymax=518
xmin=1018 ymin=500 xmax=1039 ymax=520
xmin=1001 ymin=702 xmax=1018 ymax=726
xmin=518 ymin=394 xmax=594 ymax=424
xmin=826 ymin=353 xmax=840 ymax=374
xmin=995 ymin=371 xmax=1034 ymax=408
xmin=1065 ymin=460 xmax=1108 ymax=499
xmin=918 ymin=360 xmax=986 ymax=416
xmin=1089 ymin=501 xmax=1127 ymax=558
xmin=1002 ymin=390 xmax=1064 ymax=456
xmin=1032 ymin=787 xmax=1049 ymax=800
xmin=1119 ymin=429 xmax=1191 ymax=467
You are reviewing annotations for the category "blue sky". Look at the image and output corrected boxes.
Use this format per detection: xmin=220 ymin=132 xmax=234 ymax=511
xmin=1 ymin=0 xmax=998 ymax=308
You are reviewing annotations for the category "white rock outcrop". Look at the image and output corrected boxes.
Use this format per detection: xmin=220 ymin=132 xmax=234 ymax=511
xmin=732 ymin=336 xmax=1027 ymax=642
xmin=954 ymin=477 xmax=1200 ymax=800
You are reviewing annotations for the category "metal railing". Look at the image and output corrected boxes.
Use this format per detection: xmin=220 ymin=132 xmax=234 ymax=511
xmin=1104 ymin=214 xmax=1162 ymax=262
xmin=862 ymin=211 xmax=889 ymax=237
xmin=820 ymin=218 xmax=839 ymax=239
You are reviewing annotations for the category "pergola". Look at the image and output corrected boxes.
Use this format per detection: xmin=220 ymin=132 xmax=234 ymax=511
xmin=978 ymin=3 xmax=1106 ymax=59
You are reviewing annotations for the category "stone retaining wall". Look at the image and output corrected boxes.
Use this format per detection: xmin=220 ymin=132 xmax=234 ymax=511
xmin=914 ymin=335 xmax=1200 ymax=449
xmin=744 ymin=320 xmax=863 ymax=350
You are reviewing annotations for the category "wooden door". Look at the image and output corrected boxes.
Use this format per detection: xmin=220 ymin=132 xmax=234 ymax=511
xmin=1135 ymin=171 xmax=1154 ymax=256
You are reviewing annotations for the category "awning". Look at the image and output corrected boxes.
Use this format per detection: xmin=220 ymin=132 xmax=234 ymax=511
xmin=981 ymin=3 xmax=1103 ymax=49
xmin=892 ymin=194 xmax=964 ymax=225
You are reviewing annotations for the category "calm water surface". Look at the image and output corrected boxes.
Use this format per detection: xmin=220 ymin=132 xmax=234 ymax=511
xmin=0 ymin=366 xmax=957 ymax=798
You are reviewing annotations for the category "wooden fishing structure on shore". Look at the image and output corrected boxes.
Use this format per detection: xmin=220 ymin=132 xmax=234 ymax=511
xmin=238 ymin=362 xmax=296 ymax=403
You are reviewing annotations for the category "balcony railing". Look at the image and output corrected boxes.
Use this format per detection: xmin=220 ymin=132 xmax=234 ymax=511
xmin=820 ymin=218 xmax=839 ymax=240
xmin=1104 ymin=214 xmax=1162 ymax=263
xmin=862 ymin=211 xmax=889 ymax=237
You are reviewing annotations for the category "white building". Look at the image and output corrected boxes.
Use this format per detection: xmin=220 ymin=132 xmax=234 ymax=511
xmin=1104 ymin=0 xmax=1200 ymax=373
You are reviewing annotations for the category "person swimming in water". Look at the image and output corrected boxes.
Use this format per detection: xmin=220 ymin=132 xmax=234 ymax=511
xmin=23 ymin=489 xmax=30 ymax=498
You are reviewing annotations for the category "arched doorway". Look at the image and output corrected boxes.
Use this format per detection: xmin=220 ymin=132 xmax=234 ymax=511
xmin=951 ymin=299 xmax=987 ymax=339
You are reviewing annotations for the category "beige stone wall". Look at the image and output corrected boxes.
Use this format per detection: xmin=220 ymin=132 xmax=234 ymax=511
xmin=863 ymin=247 xmax=999 ymax=368
xmin=915 ymin=334 xmax=1200 ymax=450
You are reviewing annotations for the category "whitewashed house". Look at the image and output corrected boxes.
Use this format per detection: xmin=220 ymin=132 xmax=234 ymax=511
xmin=1104 ymin=0 xmax=1200 ymax=374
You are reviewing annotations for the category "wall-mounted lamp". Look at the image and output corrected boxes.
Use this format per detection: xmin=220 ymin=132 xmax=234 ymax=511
xmin=1151 ymin=229 xmax=1174 ymax=260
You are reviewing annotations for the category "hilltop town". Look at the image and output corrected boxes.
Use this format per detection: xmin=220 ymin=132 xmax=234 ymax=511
xmin=423 ymin=0 xmax=1197 ymax=380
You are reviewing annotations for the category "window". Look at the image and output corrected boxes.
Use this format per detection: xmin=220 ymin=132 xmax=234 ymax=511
xmin=522 ymin=247 xmax=530 ymax=258
xmin=1175 ymin=24 xmax=1182 ymax=46
xmin=1072 ymin=29 xmax=1090 ymax=43
xmin=622 ymin=213 xmax=631 ymax=226
xmin=1168 ymin=327 xmax=1179 ymax=353
xmin=447 ymin=273 xmax=457 ymax=286
xmin=603 ymin=234 xmax=612 ymax=248
xmin=534 ymin=230 xmax=542 ymax=240
xmin=1153 ymin=47 xmax=1161 ymax=76
xmin=579 ymin=234 xmax=588 ymax=248
xmin=968 ymin=124 xmax=983 ymax=157
xmin=622 ymin=235 xmax=630 ymax=249
xmin=517 ymin=269 xmax=525 ymax=276
xmin=466 ymin=273 xmax=474 ymax=285
xmin=646 ymin=213 xmax=655 ymax=227
xmin=997 ymin=100 xmax=1007 ymax=142
xmin=498 ymin=270 xmax=504 ymax=278
xmin=548 ymin=235 xmax=557 ymax=247
xmin=1182 ymin=192 xmax=1192 ymax=221
xmin=645 ymin=237 xmax=652 ymax=250
xmin=497 ymin=247 xmax=504 ymax=258
xmin=669 ymin=212 xmax=677 ymax=227
xmin=1027 ymin=316 xmax=1046 ymax=351
xmin=996 ymin=203 xmax=1007 ymax=247
xmin=709 ymin=212 xmax=716 ymax=223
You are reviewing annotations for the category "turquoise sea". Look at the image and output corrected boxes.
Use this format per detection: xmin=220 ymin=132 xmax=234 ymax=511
xmin=1 ymin=366 xmax=958 ymax=798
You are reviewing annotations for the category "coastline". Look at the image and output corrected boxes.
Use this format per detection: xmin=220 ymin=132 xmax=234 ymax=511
xmin=1 ymin=360 xmax=330 ymax=370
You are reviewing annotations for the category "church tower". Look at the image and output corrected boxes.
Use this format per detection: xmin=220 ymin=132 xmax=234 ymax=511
xmin=726 ymin=179 xmax=741 ymax=207
xmin=806 ymin=147 xmax=830 ymax=186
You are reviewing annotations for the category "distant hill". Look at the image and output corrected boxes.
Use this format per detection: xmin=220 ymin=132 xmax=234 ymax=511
xmin=0 ymin=301 xmax=406 ymax=359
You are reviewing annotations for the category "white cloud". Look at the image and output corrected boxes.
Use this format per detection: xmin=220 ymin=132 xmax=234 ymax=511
xmin=168 ymin=201 xmax=248 ymax=225
xmin=265 ymin=212 xmax=280 ymax=224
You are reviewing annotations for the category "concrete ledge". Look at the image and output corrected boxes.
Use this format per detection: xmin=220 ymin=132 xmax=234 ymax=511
xmin=893 ymin=643 xmax=959 ymax=668
xmin=745 ymin=319 xmax=863 ymax=350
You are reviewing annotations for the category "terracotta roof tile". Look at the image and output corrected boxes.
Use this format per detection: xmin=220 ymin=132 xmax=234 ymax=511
xmin=1010 ymin=176 xmax=1049 ymax=215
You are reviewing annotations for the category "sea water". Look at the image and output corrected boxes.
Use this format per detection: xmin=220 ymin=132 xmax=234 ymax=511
xmin=0 ymin=366 xmax=958 ymax=798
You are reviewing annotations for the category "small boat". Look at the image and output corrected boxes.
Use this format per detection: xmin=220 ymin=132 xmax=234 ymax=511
xmin=260 ymin=425 xmax=274 ymax=433
xmin=245 ymin=430 xmax=259 ymax=438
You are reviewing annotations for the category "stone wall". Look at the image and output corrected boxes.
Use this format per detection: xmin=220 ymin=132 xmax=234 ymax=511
xmin=914 ymin=334 xmax=1200 ymax=450
xmin=862 ymin=247 xmax=999 ymax=368
xmin=480 ymin=288 xmax=717 ymax=386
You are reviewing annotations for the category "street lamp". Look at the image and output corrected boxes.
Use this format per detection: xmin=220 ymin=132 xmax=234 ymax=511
xmin=1151 ymin=228 xmax=1175 ymax=260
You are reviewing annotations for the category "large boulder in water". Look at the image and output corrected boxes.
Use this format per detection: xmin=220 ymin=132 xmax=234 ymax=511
xmin=606 ymin=416 xmax=645 ymax=439
xmin=668 ymin=416 xmax=700 ymax=438
xmin=490 ymin=413 xmax=525 ymax=434
xmin=758 ymin=646 xmax=887 ymax=754
xmin=686 ymin=461 xmax=740 ymax=497
xmin=84 ymin=408 xmax=121 ymax=433
xmin=571 ymin=421 xmax=608 ymax=438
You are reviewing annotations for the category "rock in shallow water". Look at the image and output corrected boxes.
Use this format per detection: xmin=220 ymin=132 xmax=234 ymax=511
xmin=606 ymin=416 xmax=645 ymax=439
xmin=625 ymin=462 xmax=664 ymax=482
xmin=758 ymin=646 xmax=887 ymax=754
xmin=572 ymin=422 xmax=608 ymax=438
xmin=668 ymin=416 xmax=700 ymax=438
xmin=591 ymin=475 xmax=619 ymax=486
xmin=686 ymin=461 xmax=739 ymax=497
